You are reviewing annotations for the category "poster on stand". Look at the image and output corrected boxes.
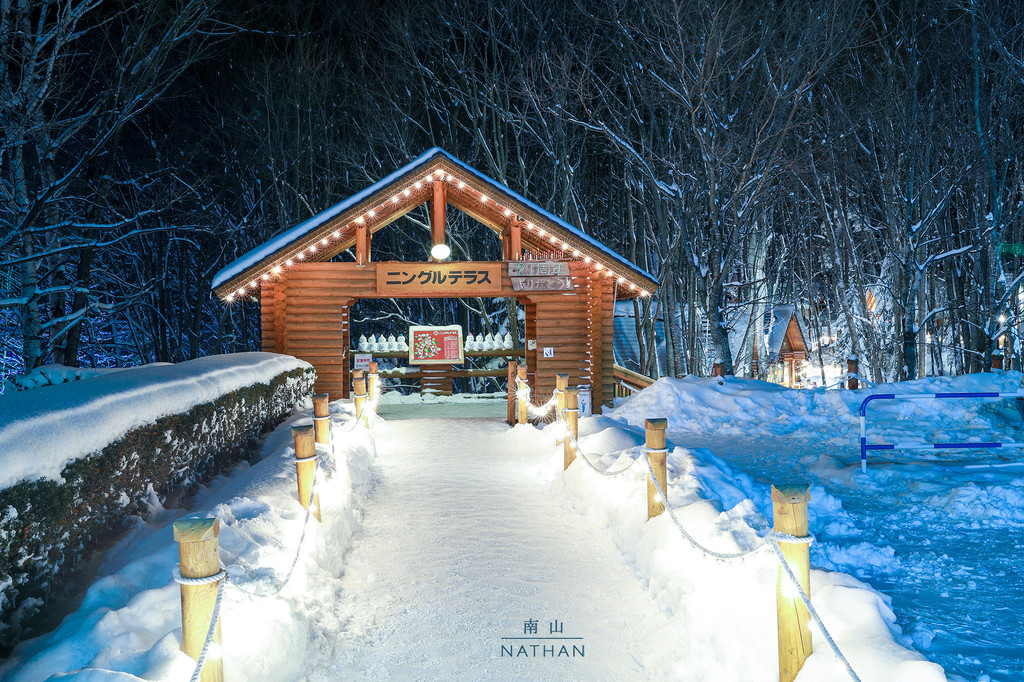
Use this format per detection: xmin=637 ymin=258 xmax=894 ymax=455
xmin=408 ymin=325 xmax=465 ymax=365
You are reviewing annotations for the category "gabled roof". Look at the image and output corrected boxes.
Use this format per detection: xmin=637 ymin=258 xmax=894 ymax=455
xmin=212 ymin=147 xmax=658 ymax=300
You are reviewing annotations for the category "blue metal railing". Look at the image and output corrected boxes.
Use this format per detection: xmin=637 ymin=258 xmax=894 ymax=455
xmin=859 ymin=391 xmax=1024 ymax=472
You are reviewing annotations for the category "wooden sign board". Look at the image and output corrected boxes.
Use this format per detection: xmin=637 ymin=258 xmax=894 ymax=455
xmin=409 ymin=325 xmax=465 ymax=365
xmin=508 ymin=261 xmax=570 ymax=277
xmin=378 ymin=263 xmax=502 ymax=296
xmin=509 ymin=260 xmax=573 ymax=291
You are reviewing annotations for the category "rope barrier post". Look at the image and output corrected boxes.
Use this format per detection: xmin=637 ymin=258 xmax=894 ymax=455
xmin=772 ymin=484 xmax=813 ymax=682
xmin=312 ymin=393 xmax=330 ymax=446
xmin=992 ymin=350 xmax=1003 ymax=370
xmin=645 ymin=418 xmax=668 ymax=520
xmin=292 ymin=425 xmax=321 ymax=522
xmin=516 ymin=366 xmax=529 ymax=425
xmin=507 ymin=361 xmax=518 ymax=425
xmin=367 ymin=361 xmax=380 ymax=399
xmin=563 ymin=387 xmax=579 ymax=470
xmin=847 ymin=355 xmax=859 ymax=390
xmin=173 ymin=518 xmax=224 ymax=682
xmin=353 ymin=370 xmax=369 ymax=427
xmin=554 ymin=373 xmax=569 ymax=444
xmin=712 ymin=362 xmax=723 ymax=378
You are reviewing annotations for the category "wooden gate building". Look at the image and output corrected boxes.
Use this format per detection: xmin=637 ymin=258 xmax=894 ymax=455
xmin=212 ymin=148 xmax=657 ymax=412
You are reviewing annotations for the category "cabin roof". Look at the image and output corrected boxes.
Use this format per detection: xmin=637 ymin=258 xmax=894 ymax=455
xmin=212 ymin=147 xmax=657 ymax=299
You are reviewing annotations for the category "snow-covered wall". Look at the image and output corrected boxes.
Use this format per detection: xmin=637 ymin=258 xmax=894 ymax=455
xmin=0 ymin=353 xmax=315 ymax=654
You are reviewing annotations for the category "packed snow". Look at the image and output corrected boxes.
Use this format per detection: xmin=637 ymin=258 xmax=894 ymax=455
xmin=0 ymin=353 xmax=311 ymax=490
xmin=1 ymin=382 xmax=981 ymax=681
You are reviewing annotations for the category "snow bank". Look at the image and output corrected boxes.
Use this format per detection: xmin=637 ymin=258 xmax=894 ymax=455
xmin=609 ymin=372 xmax=1024 ymax=447
xmin=0 ymin=404 xmax=374 ymax=681
xmin=0 ymin=353 xmax=312 ymax=490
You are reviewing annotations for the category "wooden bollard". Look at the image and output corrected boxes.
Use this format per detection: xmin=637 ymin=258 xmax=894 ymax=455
xmin=367 ymin=361 xmax=380 ymax=399
xmin=645 ymin=418 xmax=668 ymax=519
xmin=712 ymin=362 xmax=723 ymax=377
xmin=555 ymin=373 xmax=569 ymax=423
xmin=173 ymin=517 xmax=224 ymax=682
xmin=353 ymin=370 xmax=369 ymax=426
xmin=312 ymin=393 xmax=330 ymax=446
xmin=563 ymin=387 xmax=579 ymax=470
xmin=772 ymin=484 xmax=812 ymax=682
xmin=516 ymin=366 xmax=529 ymax=425
xmin=992 ymin=350 xmax=1003 ymax=370
xmin=507 ymin=361 xmax=518 ymax=425
xmin=847 ymin=355 xmax=859 ymax=390
xmin=292 ymin=425 xmax=321 ymax=522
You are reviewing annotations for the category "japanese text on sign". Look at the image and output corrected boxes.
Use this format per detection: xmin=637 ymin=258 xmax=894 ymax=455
xmin=377 ymin=262 xmax=502 ymax=296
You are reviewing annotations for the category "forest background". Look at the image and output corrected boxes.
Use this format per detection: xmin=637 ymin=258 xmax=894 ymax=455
xmin=2 ymin=0 xmax=1022 ymax=388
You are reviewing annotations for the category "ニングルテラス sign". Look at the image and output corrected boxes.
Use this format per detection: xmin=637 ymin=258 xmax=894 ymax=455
xmin=377 ymin=262 xmax=502 ymax=296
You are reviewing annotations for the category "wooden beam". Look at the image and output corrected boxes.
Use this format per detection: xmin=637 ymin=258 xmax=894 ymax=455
xmin=509 ymin=220 xmax=522 ymax=260
xmin=431 ymin=178 xmax=447 ymax=257
xmin=356 ymin=224 xmax=370 ymax=266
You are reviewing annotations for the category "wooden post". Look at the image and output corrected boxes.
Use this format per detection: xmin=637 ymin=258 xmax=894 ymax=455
xmin=847 ymin=355 xmax=859 ymax=390
xmin=507 ymin=361 xmax=518 ymax=425
xmin=431 ymin=178 xmax=447 ymax=259
xmin=367 ymin=361 xmax=380 ymax=399
xmin=555 ymin=373 xmax=569 ymax=423
xmin=356 ymin=224 xmax=369 ymax=266
xmin=645 ymin=418 xmax=668 ymax=520
xmin=992 ymin=350 xmax=1003 ymax=370
xmin=772 ymin=484 xmax=812 ymax=682
xmin=312 ymin=393 xmax=330 ymax=446
xmin=173 ymin=518 xmax=224 ymax=682
xmin=712 ymin=362 xmax=723 ymax=377
xmin=292 ymin=425 xmax=321 ymax=522
xmin=353 ymin=370 xmax=369 ymax=426
xmin=509 ymin=220 xmax=522 ymax=260
xmin=516 ymin=366 xmax=529 ymax=425
xmin=564 ymin=387 xmax=579 ymax=470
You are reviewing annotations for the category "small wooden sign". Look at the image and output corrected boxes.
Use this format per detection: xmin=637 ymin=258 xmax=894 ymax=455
xmin=509 ymin=260 xmax=573 ymax=291
xmin=508 ymin=261 xmax=570 ymax=277
xmin=409 ymin=325 xmax=465 ymax=365
xmin=353 ymin=353 xmax=372 ymax=371
xmin=378 ymin=262 xmax=502 ymax=296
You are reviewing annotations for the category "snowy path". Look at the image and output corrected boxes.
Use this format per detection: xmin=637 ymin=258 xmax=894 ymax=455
xmin=672 ymin=430 xmax=1024 ymax=682
xmin=307 ymin=416 xmax=680 ymax=681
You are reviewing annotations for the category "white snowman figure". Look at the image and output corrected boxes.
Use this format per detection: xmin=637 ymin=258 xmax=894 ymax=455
xmin=483 ymin=333 xmax=495 ymax=350
xmin=367 ymin=334 xmax=379 ymax=352
xmin=504 ymin=332 xmax=513 ymax=349
xmin=387 ymin=334 xmax=397 ymax=351
xmin=397 ymin=334 xmax=408 ymax=351
xmin=358 ymin=334 xmax=369 ymax=351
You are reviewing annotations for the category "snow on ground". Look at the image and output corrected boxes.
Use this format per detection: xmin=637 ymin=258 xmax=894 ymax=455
xmin=0 ymin=353 xmax=311 ymax=490
xmin=0 ymin=387 xmax=949 ymax=681
xmin=610 ymin=372 xmax=1024 ymax=681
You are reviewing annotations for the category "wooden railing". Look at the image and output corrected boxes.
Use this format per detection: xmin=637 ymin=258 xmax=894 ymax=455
xmin=613 ymin=364 xmax=655 ymax=398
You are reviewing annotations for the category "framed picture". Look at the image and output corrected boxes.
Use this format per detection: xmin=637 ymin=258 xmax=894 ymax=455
xmin=408 ymin=325 xmax=465 ymax=365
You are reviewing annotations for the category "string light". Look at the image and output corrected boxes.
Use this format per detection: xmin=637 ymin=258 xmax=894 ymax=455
xmin=392 ymin=195 xmax=399 ymax=203
xmin=404 ymin=189 xmax=411 ymax=197
xmin=286 ymin=259 xmax=293 ymax=267
xmin=367 ymin=210 xmax=376 ymax=218
xmin=356 ymin=216 xmax=364 ymax=224
xmin=458 ymin=181 xmax=465 ymax=189
xmin=480 ymin=195 xmax=488 ymax=203
xmin=504 ymin=209 xmax=512 ymax=217
xmin=320 ymin=238 xmax=328 ymax=246
xmin=414 ymin=181 xmax=422 ymax=189
xmin=332 ymin=230 xmax=340 ymax=238
xmin=527 ymin=222 xmax=535 ymax=230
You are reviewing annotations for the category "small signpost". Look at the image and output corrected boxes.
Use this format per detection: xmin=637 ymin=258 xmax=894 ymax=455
xmin=508 ymin=260 xmax=573 ymax=291
xmin=408 ymin=325 xmax=465 ymax=365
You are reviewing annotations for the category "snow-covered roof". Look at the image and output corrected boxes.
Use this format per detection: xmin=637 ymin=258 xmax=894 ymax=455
xmin=212 ymin=147 xmax=657 ymax=298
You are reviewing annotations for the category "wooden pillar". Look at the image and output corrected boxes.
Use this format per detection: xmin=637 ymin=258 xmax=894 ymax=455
xmin=516 ymin=366 xmax=529 ymax=425
xmin=509 ymin=221 xmax=522 ymax=260
xmin=312 ymin=393 xmax=330 ymax=446
xmin=431 ymin=178 xmax=447 ymax=258
xmin=992 ymin=350 xmax=1003 ymax=370
xmin=773 ymin=484 xmax=812 ymax=682
xmin=713 ymin=361 xmax=723 ymax=377
xmin=847 ymin=355 xmax=859 ymax=390
xmin=292 ymin=425 xmax=321 ymax=521
xmin=564 ymin=387 xmax=579 ymax=470
xmin=173 ymin=518 xmax=224 ymax=682
xmin=507 ymin=361 xmax=518 ymax=425
xmin=367 ymin=361 xmax=380 ymax=398
xmin=352 ymin=370 xmax=368 ymax=426
xmin=356 ymin=224 xmax=370 ymax=266
xmin=645 ymin=418 xmax=668 ymax=520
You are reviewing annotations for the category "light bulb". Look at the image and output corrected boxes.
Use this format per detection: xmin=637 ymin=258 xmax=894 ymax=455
xmin=431 ymin=243 xmax=451 ymax=260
